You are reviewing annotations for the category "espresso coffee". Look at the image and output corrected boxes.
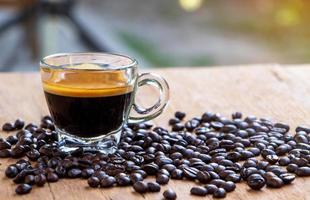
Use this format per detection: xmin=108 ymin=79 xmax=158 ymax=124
xmin=41 ymin=64 xmax=134 ymax=138
xmin=44 ymin=91 xmax=133 ymax=138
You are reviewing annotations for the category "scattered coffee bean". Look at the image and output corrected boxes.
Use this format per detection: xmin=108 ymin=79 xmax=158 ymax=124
xmin=190 ymin=186 xmax=207 ymax=196
xmin=213 ymin=188 xmax=226 ymax=198
xmin=175 ymin=111 xmax=186 ymax=120
xmin=15 ymin=184 xmax=32 ymax=195
xmin=100 ymin=176 xmax=116 ymax=188
xmin=247 ymin=174 xmax=265 ymax=190
xmin=2 ymin=122 xmax=15 ymax=131
xmin=156 ymin=174 xmax=169 ymax=185
xmin=133 ymin=181 xmax=148 ymax=193
xmin=1 ymin=112 xmax=310 ymax=197
xmin=88 ymin=176 xmax=100 ymax=188
xmin=147 ymin=182 xmax=161 ymax=192
xmin=163 ymin=189 xmax=177 ymax=200
xmin=35 ymin=174 xmax=47 ymax=187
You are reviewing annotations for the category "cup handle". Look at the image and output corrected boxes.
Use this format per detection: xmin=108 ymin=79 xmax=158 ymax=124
xmin=128 ymin=73 xmax=169 ymax=123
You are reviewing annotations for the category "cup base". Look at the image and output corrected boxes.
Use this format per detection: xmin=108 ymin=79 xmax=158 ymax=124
xmin=56 ymin=127 xmax=121 ymax=154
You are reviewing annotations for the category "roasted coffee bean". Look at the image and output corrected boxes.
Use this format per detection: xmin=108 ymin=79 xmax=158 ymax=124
xmin=14 ymin=119 xmax=25 ymax=130
xmin=213 ymin=188 xmax=226 ymax=198
xmin=247 ymin=174 xmax=265 ymax=190
xmin=197 ymin=171 xmax=211 ymax=183
xmin=0 ymin=149 xmax=11 ymax=158
xmin=222 ymin=181 xmax=236 ymax=192
xmin=0 ymin=141 xmax=11 ymax=150
xmin=6 ymin=135 xmax=18 ymax=145
xmin=26 ymin=149 xmax=40 ymax=161
xmin=296 ymin=125 xmax=310 ymax=133
xmin=147 ymin=182 xmax=161 ymax=192
xmin=2 ymin=122 xmax=15 ymax=131
xmin=183 ymin=167 xmax=199 ymax=179
xmin=279 ymin=157 xmax=291 ymax=166
xmin=279 ymin=173 xmax=295 ymax=184
xmin=67 ymin=168 xmax=81 ymax=178
xmin=24 ymin=175 xmax=35 ymax=185
xmin=15 ymin=184 xmax=32 ymax=195
xmin=130 ymin=172 xmax=143 ymax=183
xmin=172 ymin=123 xmax=184 ymax=131
xmin=5 ymin=165 xmax=19 ymax=178
xmin=81 ymin=168 xmax=95 ymax=179
xmin=169 ymin=118 xmax=180 ymax=125
xmin=142 ymin=163 xmax=159 ymax=175
xmin=190 ymin=186 xmax=207 ymax=196
xmin=35 ymin=174 xmax=47 ymax=187
xmin=265 ymin=174 xmax=284 ymax=188
xmin=11 ymin=145 xmax=25 ymax=158
xmin=115 ymin=173 xmax=131 ymax=186
xmin=175 ymin=111 xmax=186 ymax=120
xmin=88 ymin=176 xmax=100 ymax=188
xmin=171 ymin=169 xmax=183 ymax=179
xmin=295 ymin=167 xmax=310 ymax=176
xmin=265 ymin=155 xmax=279 ymax=164
xmin=47 ymin=172 xmax=59 ymax=182
xmin=156 ymin=174 xmax=169 ymax=185
xmin=100 ymin=176 xmax=116 ymax=188
xmin=232 ymin=112 xmax=242 ymax=119
xmin=287 ymin=164 xmax=299 ymax=173
xmin=205 ymin=184 xmax=218 ymax=194
xmin=133 ymin=181 xmax=148 ymax=193
xmin=163 ymin=189 xmax=177 ymax=200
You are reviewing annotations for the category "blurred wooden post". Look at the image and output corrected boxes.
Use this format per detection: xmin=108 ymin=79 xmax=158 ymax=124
xmin=0 ymin=0 xmax=39 ymax=59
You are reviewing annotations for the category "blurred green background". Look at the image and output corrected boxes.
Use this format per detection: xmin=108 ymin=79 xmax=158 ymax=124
xmin=0 ymin=0 xmax=309 ymax=71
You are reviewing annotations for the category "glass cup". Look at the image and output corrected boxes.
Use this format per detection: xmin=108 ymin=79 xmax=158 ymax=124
xmin=40 ymin=53 xmax=169 ymax=153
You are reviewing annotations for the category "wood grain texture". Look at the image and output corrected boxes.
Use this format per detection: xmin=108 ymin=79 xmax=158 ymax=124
xmin=0 ymin=65 xmax=310 ymax=200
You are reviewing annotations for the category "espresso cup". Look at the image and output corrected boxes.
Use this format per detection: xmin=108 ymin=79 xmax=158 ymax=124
xmin=40 ymin=53 xmax=169 ymax=153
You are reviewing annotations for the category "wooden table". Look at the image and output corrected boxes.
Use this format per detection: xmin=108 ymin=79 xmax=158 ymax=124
xmin=0 ymin=65 xmax=310 ymax=200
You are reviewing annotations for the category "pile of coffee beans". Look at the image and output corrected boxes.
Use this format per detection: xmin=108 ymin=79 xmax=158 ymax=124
xmin=1 ymin=111 xmax=310 ymax=199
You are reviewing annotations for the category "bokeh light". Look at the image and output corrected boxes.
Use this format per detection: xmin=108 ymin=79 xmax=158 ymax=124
xmin=178 ymin=0 xmax=204 ymax=12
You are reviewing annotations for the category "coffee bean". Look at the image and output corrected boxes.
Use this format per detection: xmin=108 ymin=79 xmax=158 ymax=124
xmin=115 ymin=173 xmax=131 ymax=186
xmin=287 ymin=163 xmax=299 ymax=173
xmin=222 ymin=181 xmax=236 ymax=192
xmin=24 ymin=175 xmax=35 ymax=185
xmin=163 ymin=189 xmax=177 ymax=200
xmin=175 ymin=111 xmax=186 ymax=120
xmin=100 ymin=176 xmax=116 ymax=188
xmin=133 ymin=181 xmax=148 ymax=193
xmin=197 ymin=171 xmax=211 ymax=183
xmin=147 ymin=182 xmax=161 ymax=192
xmin=232 ymin=112 xmax=242 ymax=119
xmin=67 ymin=168 xmax=82 ymax=178
xmin=35 ymin=174 xmax=46 ymax=187
xmin=169 ymin=118 xmax=180 ymax=125
xmin=0 ymin=141 xmax=11 ymax=150
xmin=265 ymin=155 xmax=279 ymax=164
xmin=295 ymin=167 xmax=310 ymax=176
xmin=14 ymin=119 xmax=25 ymax=130
xmin=156 ymin=174 xmax=169 ymax=185
xmin=0 ymin=149 xmax=11 ymax=158
xmin=88 ymin=176 xmax=100 ymax=188
xmin=213 ymin=188 xmax=226 ymax=198
xmin=190 ymin=186 xmax=207 ymax=196
xmin=172 ymin=123 xmax=184 ymax=131
xmin=81 ymin=168 xmax=95 ymax=179
xmin=183 ymin=167 xmax=199 ymax=179
xmin=296 ymin=125 xmax=310 ymax=133
xmin=265 ymin=174 xmax=283 ymax=188
xmin=15 ymin=184 xmax=32 ymax=195
xmin=5 ymin=165 xmax=19 ymax=178
xmin=279 ymin=157 xmax=290 ymax=166
xmin=279 ymin=173 xmax=295 ymax=184
xmin=47 ymin=172 xmax=59 ymax=182
xmin=171 ymin=169 xmax=183 ymax=179
xmin=2 ymin=122 xmax=15 ymax=131
xmin=142 ymin=163 xmax=159 ymax=175
xmin=247 ymin=174 xmax=265 ymax=190
xmin=130 ymin=172 xmax=143 ymax=183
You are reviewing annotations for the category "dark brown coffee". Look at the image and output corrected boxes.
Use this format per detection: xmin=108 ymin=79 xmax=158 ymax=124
xmin=44 ymin=91 xmax=133 ymax=138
